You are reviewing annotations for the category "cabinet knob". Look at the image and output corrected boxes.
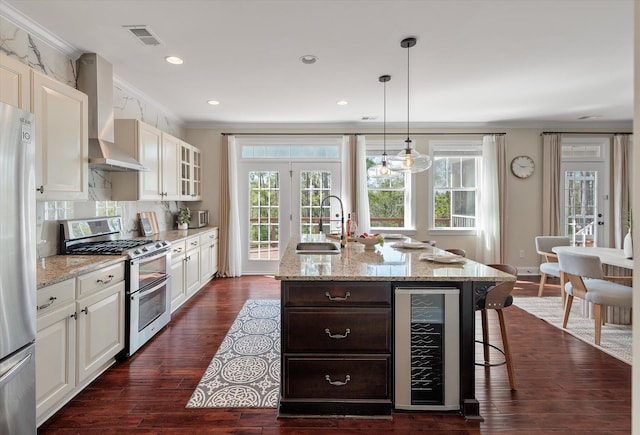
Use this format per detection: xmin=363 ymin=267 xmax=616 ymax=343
xmin=36 ymin=185 xmax=44 ymax=194
xmin=70 ymin=312 xmax=77 ymax=320
xmin=81 ymin=306 xmax=89 ymax=315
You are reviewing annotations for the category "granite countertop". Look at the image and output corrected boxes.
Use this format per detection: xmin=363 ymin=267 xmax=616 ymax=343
xmin=37 ymin=226 xmax=218 ymax=289
xmin=275 ymin=235 xmax=516 ymax=282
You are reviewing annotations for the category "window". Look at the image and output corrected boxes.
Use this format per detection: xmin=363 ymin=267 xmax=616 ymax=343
xmin=366 ymin=140 xmax=413 ymax=230
xmin=430 ymin=140 xmax=482 ymax=231
xmin=96 ymin=201 xmax=124 ymax=217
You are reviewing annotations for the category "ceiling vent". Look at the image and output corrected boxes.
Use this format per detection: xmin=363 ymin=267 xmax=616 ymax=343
xmin=123 ymin=25 xmax=162 ymax=46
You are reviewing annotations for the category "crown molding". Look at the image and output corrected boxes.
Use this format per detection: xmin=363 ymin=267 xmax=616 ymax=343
xmin=0 ymin=0 xmax=81 ymax=57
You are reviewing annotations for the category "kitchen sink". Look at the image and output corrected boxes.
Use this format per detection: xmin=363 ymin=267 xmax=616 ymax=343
xmin=295 ymin=242 xmax=340 ymax=254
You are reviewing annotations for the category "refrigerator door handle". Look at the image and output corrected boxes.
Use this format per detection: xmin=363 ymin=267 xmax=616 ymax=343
xmin=0 ymin=352 xmax=33 ymax=389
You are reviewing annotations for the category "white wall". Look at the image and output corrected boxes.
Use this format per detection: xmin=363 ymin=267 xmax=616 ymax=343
xmin=186 ymin=125 xmax=630 ymax=268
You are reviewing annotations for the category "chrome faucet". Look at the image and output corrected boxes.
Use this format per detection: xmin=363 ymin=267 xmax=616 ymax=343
xmin=318 ymin=195 xmax=346 ymax=248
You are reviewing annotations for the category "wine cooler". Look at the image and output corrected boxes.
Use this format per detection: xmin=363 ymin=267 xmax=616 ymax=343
xmin=394 ymin=287 xmax=460 ymax=410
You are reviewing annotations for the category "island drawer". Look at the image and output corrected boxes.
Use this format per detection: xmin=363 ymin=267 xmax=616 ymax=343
xmin=283 ymin=308 xmax=391 ymax=352
xmin=283 ymin=355 xmax=391 ymax=400
xmin=283 ymin=281 xmax=391 ymax=307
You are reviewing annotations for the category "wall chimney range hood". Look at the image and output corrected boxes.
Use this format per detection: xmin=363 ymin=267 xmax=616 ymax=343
xmin=76 ymin=53 xmax=149 ymax=172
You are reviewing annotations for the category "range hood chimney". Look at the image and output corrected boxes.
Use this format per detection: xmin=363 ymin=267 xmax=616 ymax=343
xmin=76 ymin=53 xmax=149 ymax=172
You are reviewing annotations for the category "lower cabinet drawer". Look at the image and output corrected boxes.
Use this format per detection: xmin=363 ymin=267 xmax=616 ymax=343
xmin=283 ymin=355 xmax=391 ymax=400
xmin=284 ymin=308 xmax=391 ymax=352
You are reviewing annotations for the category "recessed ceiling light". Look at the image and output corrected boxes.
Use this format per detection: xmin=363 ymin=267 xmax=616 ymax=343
xmin=337 ymin=100 xmax=348 ymax=106
xmin=207 ymin=100 xmax=220 ymax=106
xmin=165 ymin=56 xmax=183 ymax=65
xmin=300 ymin=55 xmax=317 ymax=64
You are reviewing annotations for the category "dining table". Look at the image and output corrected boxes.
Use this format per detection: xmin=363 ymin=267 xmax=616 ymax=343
xmin=552 ymin=245 xmax=633 ymax=324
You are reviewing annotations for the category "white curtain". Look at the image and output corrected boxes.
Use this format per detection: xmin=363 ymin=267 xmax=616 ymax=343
xmin=612 ymin=134 xmax=632 ymax=248
xmin=541 ymin=133 xmax=562 ymax=235
xmin=355 ymin=135 xmax=371 ymax=234
xmin=475 ymin=135 xmax=502 ymax=264
xmin=227 ymin=136 xmax=242 ymax=277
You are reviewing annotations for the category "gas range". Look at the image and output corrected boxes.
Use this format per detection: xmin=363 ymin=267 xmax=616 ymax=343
xmin=59 ymin=216 xmax=170 ymax=260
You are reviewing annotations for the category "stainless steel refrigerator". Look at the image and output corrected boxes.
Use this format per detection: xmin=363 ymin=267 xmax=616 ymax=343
xmin=0 ymin=101 xmax=37 ymax=434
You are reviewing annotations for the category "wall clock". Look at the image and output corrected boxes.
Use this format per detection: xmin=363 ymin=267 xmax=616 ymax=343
xmin=510 ymin=155 xmax=535 ymax=179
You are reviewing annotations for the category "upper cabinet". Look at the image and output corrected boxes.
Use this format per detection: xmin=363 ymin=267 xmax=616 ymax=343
xmin=0 ymin=53 xmax=30 ymax=110
xmin=180 ymin=142 xmax=201 ymax=201
xmin=2 ymin=54 xmax=89 ymax=201
xmin=31 ymin=71 xmax=89 ymax=201
xmin=113 ymin=119 xmax=200 ymax=201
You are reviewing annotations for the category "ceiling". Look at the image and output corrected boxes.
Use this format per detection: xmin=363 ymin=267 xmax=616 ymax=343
xmin=1 ymin=0 xmax=634 ymax=128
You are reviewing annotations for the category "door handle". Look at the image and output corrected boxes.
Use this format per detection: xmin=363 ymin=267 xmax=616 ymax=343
xmin=0 ymin=353 xmax=32 ymax=389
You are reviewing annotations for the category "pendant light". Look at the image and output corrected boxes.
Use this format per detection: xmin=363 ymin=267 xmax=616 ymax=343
xmin=368 ymin=75 xmax=393 ymax=178
xmin=388 ymin=37 xmax=432 ymax=173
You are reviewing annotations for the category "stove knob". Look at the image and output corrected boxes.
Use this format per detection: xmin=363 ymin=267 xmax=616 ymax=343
xmin=133 ymin=249 xmax=141 ymax=255
xmin=142 ymin=246 xmax=149 ymax=252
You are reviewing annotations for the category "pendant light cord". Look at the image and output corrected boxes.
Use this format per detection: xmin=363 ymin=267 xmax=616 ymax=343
xmin=406 ymin=40 xmax=410 ymax=147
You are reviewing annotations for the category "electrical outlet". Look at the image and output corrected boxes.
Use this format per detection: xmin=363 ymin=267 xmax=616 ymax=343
xmin=519 ymin=249 xmax=525 ymax=258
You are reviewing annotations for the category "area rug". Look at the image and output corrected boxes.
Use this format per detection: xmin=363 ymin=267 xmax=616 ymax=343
xmin=186 ymin=299 xmax=281 ymax=408
xmin=513 ymin=296 xmax=632 ymax=365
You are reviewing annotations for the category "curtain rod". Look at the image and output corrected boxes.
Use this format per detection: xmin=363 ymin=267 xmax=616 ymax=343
xmin=221 ymin=132 xmax=506 ymax=136
xmin=541 ymin=131 xmax=632 ymax=136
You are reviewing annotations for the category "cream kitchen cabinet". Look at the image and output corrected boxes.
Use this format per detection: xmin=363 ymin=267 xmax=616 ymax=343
xmin=170 ymin=239 xmax=187 ymax=312
xmin=0 ymin=53 xmax=30 ymax=109
xmin=200 ymin=228 xmax=219 ymax=282
xmin=112 ymin=120 xmax=184 ymax=201
xmin=32 ymin=70 xmax=89 ymax=200
xmin=180 ymin=142 xmax=202 ymax=201
xmin=185 ymin=235 xmax=201 ymax=297
xmin=161 ymin=132 xmax=181 ymax=200
xmin=75 ymin=263 xmax=125 ymax=384
xmin=36 ymin=262 xmax=125 ymax=426
xmin=35 ymin=278 xmax=76 ymax=426
xmin=1 ymin=55 xmax=89 ymax=201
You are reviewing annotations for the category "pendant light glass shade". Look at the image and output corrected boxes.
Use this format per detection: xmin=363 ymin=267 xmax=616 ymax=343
xmin=368 ymin=75 xmax=392 ymax=179
xmin=388 ymin=37 xmax=432 ymax=174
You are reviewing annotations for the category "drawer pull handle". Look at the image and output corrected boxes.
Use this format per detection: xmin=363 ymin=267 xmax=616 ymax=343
xmin=324 ymin=291 xmax=351 ymax=301
xmin=37 ymin=296 xmax=57 ymax=310
xmin=325 ymin=374 xmax=351 ymax=386
xmin=174 ymin=247 xmax=183 ymax=253
xmin=325 ymin=328 xmax=350 ymax=339
xmin=97 ymin=275 xmax=114 ymax=284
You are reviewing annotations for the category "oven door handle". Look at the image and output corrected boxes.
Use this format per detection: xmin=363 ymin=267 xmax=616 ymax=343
xmin=131 ymin=277 xmax=171 ymax=300
xmin=130 ymin=248 xmax=171 ymax=265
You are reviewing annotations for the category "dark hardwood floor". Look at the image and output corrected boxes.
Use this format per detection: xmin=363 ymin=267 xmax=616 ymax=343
xmin=38 ymin=276 xmax=631 ymax=434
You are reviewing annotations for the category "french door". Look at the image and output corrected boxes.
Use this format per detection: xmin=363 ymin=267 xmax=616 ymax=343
xmin=238 ymin=162 xmax=341 ymax=274
xmin=560 ymin=161 xmax=609 ymax=247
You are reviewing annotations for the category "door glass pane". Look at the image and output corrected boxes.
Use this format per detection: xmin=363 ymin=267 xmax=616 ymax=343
xmin=248 ymin=171 xmax=280 ymax=260
xmin=564 ymin=170 xmax=596 ymax=245
xmin=300 ymin=171 xmax=331 ymax=235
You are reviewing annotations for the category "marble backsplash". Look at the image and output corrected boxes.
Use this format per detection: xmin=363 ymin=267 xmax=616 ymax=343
xmin=36 ymin=168 xmax=185 ymax=258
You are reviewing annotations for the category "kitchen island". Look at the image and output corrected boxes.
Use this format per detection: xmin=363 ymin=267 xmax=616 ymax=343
xmin=275 ymin=236 xmax=515 ymax=420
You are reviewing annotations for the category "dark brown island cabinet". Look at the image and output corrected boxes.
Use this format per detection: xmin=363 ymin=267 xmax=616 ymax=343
xmin=276 ymin=237 xmax=514 ymax=420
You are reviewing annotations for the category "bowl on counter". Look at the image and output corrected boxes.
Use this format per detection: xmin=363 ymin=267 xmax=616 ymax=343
xmin=354 ymin=237 xmax=381 ymax=250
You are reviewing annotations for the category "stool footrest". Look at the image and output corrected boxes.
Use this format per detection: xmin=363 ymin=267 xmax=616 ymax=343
xmin=474 ymin=339 xmax=507 ymax=367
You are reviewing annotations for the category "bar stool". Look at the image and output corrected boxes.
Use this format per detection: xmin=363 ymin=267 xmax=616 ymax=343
xmin=476 ymin=264 xmax=517 ymax=390
xmin=444 ymin=248 xmax=466 ymax=257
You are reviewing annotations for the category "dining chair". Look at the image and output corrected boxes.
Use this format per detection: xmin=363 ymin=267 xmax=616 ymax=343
xmin=476 ymin=263 xmax=517 ymax=390
xmin=557 ymin=250 xmax=633 ymax=345
xmin=535 ymin=236 xmax=570 ymax=302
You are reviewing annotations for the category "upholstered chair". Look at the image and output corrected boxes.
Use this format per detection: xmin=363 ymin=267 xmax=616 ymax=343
xmin=557 ymin=250 xmax=633 ymax=345
xmin=535 ymin=236 xmax=571 ymax=302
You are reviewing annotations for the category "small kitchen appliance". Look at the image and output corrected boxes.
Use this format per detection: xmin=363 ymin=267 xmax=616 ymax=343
xmin=188 ymin=210 xmax=209 ymax=228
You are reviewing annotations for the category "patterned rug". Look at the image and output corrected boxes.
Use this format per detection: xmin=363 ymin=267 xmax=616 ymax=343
xmin=513 ymin=296 xmax=632 ymax=365
xmin=186 ymin=299 xmax=281 ymax=408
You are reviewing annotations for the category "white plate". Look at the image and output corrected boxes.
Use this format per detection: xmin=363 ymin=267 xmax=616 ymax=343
xmin=419 ymin=253 xmax=466 ymax=263
xmin=394 ymin=242 xmax=428 ymax=249
xmin=381 ymin=233 xmax=404 ymax=239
